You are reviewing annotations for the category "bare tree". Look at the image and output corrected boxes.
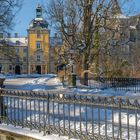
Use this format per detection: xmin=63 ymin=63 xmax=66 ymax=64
xmin=46 ymin=0 xmax=133 ymax=84
xmin=0 ymin=0 xmax=22 ymax=32
xmin=0 ymin=0 xmax=22 ymax=71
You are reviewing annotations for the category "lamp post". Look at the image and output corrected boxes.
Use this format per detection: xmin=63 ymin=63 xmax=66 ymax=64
xmin=62 ymin=56 xmax=67 ymax=79
xmin=68 ymin=47 xmax=76 ymax=88
xmin=57 ymin=58 xmax=61 ymax=73
xmin=70 ymin=47 xmax=74 ymax=73
xmin=0 ymin=64 xmax=2 ymax=73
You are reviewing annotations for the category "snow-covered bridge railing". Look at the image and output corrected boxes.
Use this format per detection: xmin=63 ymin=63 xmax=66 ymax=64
xmin=0 ymin=89 xmax=140 ymax=140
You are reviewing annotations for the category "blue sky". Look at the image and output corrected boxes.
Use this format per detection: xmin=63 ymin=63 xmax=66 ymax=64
xmin=12 ymin=0 xmax=140 ymax=37
xmin=12 ymin=0 xmax=47 ymax=37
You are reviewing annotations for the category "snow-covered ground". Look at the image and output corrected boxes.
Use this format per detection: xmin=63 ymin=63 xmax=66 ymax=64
xmin=4 ymin=74 xmax=64 ymax=91
xmin=0 ymin=74 xmax=140 ymax=140
xmin=3 ymin=74 xmax=140 ymax=97
xmin=0 ymin=125 xmax=77 ymax=140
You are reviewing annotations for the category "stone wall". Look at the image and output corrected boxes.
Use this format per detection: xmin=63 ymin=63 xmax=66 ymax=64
xmin=0 ymin=129 xmax=38 ymax=140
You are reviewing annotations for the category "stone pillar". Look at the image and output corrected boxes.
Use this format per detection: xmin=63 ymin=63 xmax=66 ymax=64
xmin=68 ymin=73 xmax=76 ymax=88
xmin=28 ymin=63 xmax=31 ymax=74
xmin=45 ymin=65 xmax=47 ymax=74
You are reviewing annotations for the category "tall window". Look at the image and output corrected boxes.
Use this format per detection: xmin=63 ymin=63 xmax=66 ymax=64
xmin=15 ymin=48 xmax=19 ymax=53
xmin=36 ymin=41 xmax=41 ymax=49
xmin=23 ymin=65 xmax=27 ymax=70
xmin=9 ymin=65 xmax=12 ymax=70
xmin=23 ymin=48 xmax=27 ymax=53
xmin=16 ymin=56 xmax=19 ymax=62
xmin=37 ymin=55 xmax=41 ymax=61
xmin=23 ymin=57 xmax=27 ymax=62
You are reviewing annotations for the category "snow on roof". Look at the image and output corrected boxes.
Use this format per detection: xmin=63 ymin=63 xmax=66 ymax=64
xmin=5 ymin=37 xmax=28 ymax=46
xmin=115 ymin=14 xmax=129 ymax=19
xmin=29 ymin=18 xmax=48 ymax=29
xmin=130 ymin=26 xmax=136 ymax=29
xmin=35 ymin=17 xmax=43 ymax=21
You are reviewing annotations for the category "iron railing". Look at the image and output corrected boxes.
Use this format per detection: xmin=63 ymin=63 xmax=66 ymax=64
xmin=76 ymin=77 xmax=140 ymax=91
xmin=0 ymin=89 xmax=140 ymax=140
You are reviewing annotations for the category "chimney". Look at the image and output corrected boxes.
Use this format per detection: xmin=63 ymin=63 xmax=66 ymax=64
xmin=8 ymin=33 xmax=11 ymax=38
xmin=15 ymin=33 xmax=18 ymax=38
xmin=0 ymin=33 xmax=3 ymax=38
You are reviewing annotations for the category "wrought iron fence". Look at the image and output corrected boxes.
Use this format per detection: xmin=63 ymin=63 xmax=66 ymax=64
xmin=76 ymin=77 xmax=140 ymax=91
xmin=0 ymin=89 xmax=140 ymax=140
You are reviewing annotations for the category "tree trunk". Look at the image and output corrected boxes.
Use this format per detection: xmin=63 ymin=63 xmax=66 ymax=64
xmin=82 ymin=55 xmax=89 ymax=86
xmin=94 ymin=50 xmax=99 ymax=76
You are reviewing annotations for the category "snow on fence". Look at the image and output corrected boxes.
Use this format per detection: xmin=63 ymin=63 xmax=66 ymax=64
xmin=0 ymin=89 xmax=140 ymax=140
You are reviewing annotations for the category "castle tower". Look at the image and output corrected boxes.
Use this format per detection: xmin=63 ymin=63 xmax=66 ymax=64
xmin=27 ymin=4 xmax=50 ymax=74
xmin=112 ymin=0 xmax=122 ymax=15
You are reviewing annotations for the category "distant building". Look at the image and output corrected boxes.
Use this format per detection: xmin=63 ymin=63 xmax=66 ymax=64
xmin=96 ymin=1 xmax=140 ymax=77
xmin=0 ymin=36 xmax=28 ymax=74
xmin=0 ymin=4 xmax=63 ymax=75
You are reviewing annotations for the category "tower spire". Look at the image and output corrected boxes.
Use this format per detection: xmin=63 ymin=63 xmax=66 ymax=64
xmin=112 ymin=0 xmax=122 ymax=14
xmin=36 ymin=4 xmax=42 ymax=18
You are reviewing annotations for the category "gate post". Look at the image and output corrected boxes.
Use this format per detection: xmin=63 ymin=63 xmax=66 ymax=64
xmin=68 ymin=73 xmax=76 ymax=88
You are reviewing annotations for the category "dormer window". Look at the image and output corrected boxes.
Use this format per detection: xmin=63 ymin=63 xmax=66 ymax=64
xmin=16 ymin=41 xmax=20 ymax=45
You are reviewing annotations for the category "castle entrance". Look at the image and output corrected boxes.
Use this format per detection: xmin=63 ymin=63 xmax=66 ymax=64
xmin=36 ymin=65 xmax=41 ymax=74
xmin=15 ymin=65 xmax=21 ymax=74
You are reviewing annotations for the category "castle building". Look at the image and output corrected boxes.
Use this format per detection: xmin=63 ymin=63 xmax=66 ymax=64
xmin=1 ymin=2 xmax=140 ymax=76
xmin=0 ymin=5 xmax=61 ymax=75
